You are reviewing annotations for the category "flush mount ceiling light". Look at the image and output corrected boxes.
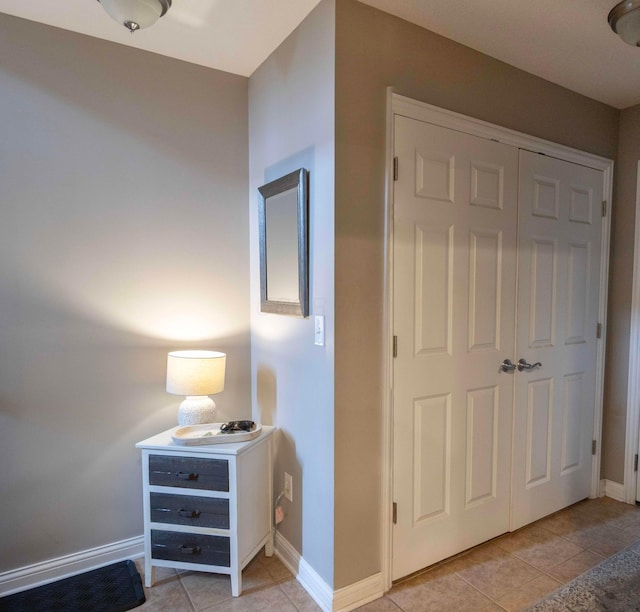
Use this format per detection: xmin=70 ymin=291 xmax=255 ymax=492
xmin=98 ymin=0 xmax=172 ymax=33
xmin=609 ymin=0 xmax=640 ymax=46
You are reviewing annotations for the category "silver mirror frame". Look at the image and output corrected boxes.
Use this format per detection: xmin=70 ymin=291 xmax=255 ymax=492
xmin=258 ymin=168 xmax=309 ymax=317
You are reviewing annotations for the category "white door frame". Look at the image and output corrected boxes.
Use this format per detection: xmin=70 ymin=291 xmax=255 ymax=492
xmin=381 ymin=91 xmax=614 ymax=591
xmin=625 ymin=162 xmax=640 ymax=504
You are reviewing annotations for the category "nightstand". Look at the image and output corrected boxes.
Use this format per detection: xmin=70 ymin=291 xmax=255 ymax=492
xmin=136 ymin=426 xmax=274 ymax=596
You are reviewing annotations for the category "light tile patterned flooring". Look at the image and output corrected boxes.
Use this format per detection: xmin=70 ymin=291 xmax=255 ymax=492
xmin=136 ymin=497 xmax=640 ymax=611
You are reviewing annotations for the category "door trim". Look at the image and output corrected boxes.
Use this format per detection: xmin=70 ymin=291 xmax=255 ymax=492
xmin=381 ymin=86 xmax=395 ymax=593
xmin=382 ymin=91 xmax=613 ymax=591
xmin=626 ymin=161 xmax=640 ymax=504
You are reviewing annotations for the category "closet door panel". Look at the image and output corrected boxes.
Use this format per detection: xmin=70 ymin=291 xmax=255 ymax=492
xmin=392 ymin=116 xmax=518 ymax=579
xmin=512 ymin=151 xmax=603 ymax=530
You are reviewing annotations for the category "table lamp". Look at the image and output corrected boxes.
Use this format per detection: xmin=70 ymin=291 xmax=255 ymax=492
xmin=166 ymin=350 xmax=226 ymax=425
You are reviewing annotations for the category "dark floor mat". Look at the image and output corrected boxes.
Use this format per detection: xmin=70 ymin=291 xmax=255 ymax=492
xmin=0 ymin=560 xmax=145 ymax=612
xmin=527 ymin=547 xmax=640 ymax=611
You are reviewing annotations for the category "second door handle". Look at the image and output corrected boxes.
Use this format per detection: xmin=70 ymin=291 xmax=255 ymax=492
xmin=517 ymin=358 xmax=542 ymax=372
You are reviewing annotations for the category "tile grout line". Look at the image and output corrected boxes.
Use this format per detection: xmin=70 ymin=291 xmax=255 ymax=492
xmin=277 ymin=581 xmax=304 ymax=612
xmin=450 ymin=533 xmax=593 ymax=609
xmin=488 ymin=519 xmax=640 ymax=609
xmin=450 ymin=569 xmax=510 ymax=611
xmin=176 ymin=572 xmax=199 ymax=612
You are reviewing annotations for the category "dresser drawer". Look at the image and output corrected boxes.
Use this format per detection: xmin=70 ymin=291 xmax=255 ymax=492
xmin=150 ymin=493 xmax=229 ymax=529
xmin=151 ymin=530 xmax=230 ymax=567
xmin=149 ymin=455 xmax=229 ymax=491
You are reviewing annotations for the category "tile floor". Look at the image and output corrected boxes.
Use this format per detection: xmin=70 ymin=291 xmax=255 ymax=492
xmin=135 ymin=496 xmax=640 ymax=611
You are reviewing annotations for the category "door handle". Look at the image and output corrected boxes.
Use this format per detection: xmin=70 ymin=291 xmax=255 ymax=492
xmin=517 ymin=358 xmax=542 ymax=372
xmin=499 ymin=359 xmax=517 ymax=373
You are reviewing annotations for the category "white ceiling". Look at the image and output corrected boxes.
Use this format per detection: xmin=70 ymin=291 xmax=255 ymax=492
xmin=0 ymin=0 xmax=324 ymax=77
xmin=1 ymin=0 xmax=639 ymax=109
xmin=359 ymin=0 xmax=640 ymax=110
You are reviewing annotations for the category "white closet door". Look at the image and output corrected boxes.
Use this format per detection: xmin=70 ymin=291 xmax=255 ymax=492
xmin=511 ymin=151 xmax=603 ymax=530
xmin=392 ymin=116 xmax=518 ymax=579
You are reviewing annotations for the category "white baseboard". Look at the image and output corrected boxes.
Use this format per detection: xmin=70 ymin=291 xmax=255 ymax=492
xmin=604 ymin=479 xmax=626 ymax=502
xmin=274 ymin=531 xmax=333 ymax=611
xmin=2 ymin=531 xmax=384 ymax=610
xmin=333 ymin=572 xmax=385 ymax=612
xmin=598 ymin=478 xmax=606 ymax=497
xmin=274 ymin=531 xmax=384 ymax=612
xmin=0 ymin=536 xmax=144 ymax=597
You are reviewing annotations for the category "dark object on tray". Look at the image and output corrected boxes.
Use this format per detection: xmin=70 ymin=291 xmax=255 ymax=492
xmin=220 ymin=420 xmax=255 ymax=433
xmin=0 ymin=560 xmax=145 ymax=612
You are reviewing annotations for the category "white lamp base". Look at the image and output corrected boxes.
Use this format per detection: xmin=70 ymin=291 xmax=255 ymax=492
xmin=177 ymin=396 xmax=216 ymax=426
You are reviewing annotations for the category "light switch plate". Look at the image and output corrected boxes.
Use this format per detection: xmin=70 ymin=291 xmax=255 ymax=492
xmin=314 ymin=315 xmax=325 ymax=346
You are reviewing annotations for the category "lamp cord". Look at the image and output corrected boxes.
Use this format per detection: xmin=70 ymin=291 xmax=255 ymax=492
xmin=274 ymin=491 xmax=286 ymax=529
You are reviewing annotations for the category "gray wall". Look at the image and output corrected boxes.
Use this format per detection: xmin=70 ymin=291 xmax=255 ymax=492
xmin=333 ymin=0 xmax=620 ymax=589
xmin=249 ymin=0 xmax=336 ymax=587
xmin=0 ymin=15 xmax=250 ymax=572
xmin=604 ymin=104 xmax=640 ymax=483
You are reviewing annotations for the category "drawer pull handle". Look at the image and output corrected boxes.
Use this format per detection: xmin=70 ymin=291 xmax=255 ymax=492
xmin=176 ymin=472 xmax=199 ymax=481
xmin=178 ymin=508 xmax=201 ymax=519
xmin=179 ymin=545 xmax=201 ymax=555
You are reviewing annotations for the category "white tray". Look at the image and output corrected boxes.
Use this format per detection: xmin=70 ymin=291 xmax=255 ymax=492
xmin=171 ymin=423 xmax=262 ymax=446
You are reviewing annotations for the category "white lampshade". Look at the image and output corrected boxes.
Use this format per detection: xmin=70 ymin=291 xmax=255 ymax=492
xmin=166 ymin=351 xmax=226 ymax=426
xmin=167 ymin=350 xmax=226 ymax=396
xmin=609 ymin=0 xmax=640 ymax=46
xmin=98 ymin=0 xmax=171 ymax=32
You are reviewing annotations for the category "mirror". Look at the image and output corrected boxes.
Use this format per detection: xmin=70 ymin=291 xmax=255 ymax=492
xmin=258 ymin=168 xmax=309 ymax=317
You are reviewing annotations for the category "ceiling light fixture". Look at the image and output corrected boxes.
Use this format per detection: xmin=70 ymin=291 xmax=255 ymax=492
xmin=609 ymin=0 xmax=640 ymax=46
xmin=98 ymin=0 xmax=172 ymax=33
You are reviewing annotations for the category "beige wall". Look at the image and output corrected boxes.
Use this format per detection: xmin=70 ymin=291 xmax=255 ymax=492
xmin=604 ymin=104 xmax=640 ymax=484
xmin=334 ymin=0 xmax=620 ymax=589
xmin=0 ymin=15 xmax=250 ymax=572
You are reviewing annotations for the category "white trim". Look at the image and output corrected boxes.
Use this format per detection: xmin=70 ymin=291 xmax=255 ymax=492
xmin=380 ymin=86 xmax=395 ymax=593
xmin=392 ymin=94 xmax=613 ymax=171
xmin=333 ymin=573 xmax=385 ymax=612
xmin=625 ymin=161 xmax=640 ymax=505
xmin=0 ymin=536 xmax=144 ymax=597
xmin=274 ymin=532 xmax=383 ymax=612
xmin=275 ymin=531 xmax=333 ymax=612
xmin=605 ymin=479 xmax=627 ymax=502
xmin=592 ymin=158 xmax=613 ymax=499
xmin=382 ymin=92 xmax=614 ymax=584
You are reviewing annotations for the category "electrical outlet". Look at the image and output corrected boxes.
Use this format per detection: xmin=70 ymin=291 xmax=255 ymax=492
xmin=284 ymin=472 xmax=293 ymax=502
